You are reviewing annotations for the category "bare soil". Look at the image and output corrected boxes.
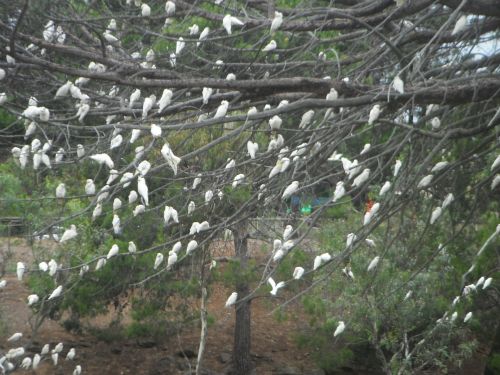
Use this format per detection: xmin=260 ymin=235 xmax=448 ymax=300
xmin=0 ymin=238 xmax=320 ymax=375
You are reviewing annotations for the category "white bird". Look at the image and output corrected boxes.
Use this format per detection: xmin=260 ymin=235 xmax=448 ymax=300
xmin=107 ymin=244 xmax=119 ymax=259
xmin=165 ymin=243 xmax=180 ymax=257
xmin=48 ymin=259 xmax=58 ymax=277
xmin=189 ymin=24 xmax=199 ymax=35
xmin=430 ymin=207 xmax=442 ymax=224
xmin=41 ymin=344 xmax=50 ymax=355
xmin=186 ymin=240 xmax=198 ymax=255
xmin=55 ymin=81 xmax=72 ymax=97
xmin=66 ymin=348 xmax=76 ymax=360
xmin=7 ymin=332 xmax=23 ymax=342
xmin=282 ymin=181 xmax=299 ymax=200
xmin=136 ymin=160 xmax=151 ymax=177
xmin=51 ymin=353 xmax=59 ymax=366
xmin=205 ymin=190 xmax=213 ymax=204
xmin=95 ymin=258 xmax=107 ymax=271
xmin=292 ymin=267 xmax=305 ymax=281
xmin=394 ymin=160 xmax=402 ymax=177
xmin=141 ymin=3 xmax=151 ymax=16
xmin=38 ymin=262 xmax=49 ymax=272
xmin=192 ymin=175 xmax=202 ymax=190
xmin=463 ymin=311 xmax=473 ymax=323
xmin=268 ymin=277 xmax=285 ymax=296
xmin=43 ymin=20 xmax=55 ymax=41
xmin=299 ymin=110 xmax=315 ymax=129
xmin=156 ymin=89 xmax=173 ymax=114
xmin=55 ymin=183 xmax=66 ymax=199
xmin=130 ymin=129 xmax=142 ymax=144
xmin=363 ymin=202 xmax=380 ymax=225
xmin=92 ymin=204 xmax=102 ymax=220
xmin=367 ymin=256 xmax=380 ymax=271
xmin=107 ymin=18 xmax=117 ymax=31
xmin=185 ymin=201 xmax=196 ymax=215
xmin=452 ymin=15 xmax=467 ymax=35
xmin=225 ymin=292 xmax=238 ymax=308
xmin=360 ymin=143 xmax=371 ymax=155
xmin=283 ymin=225 xmax=293 ymax=240
xmin=334 ymin=321 xmax=345 ymax=337
xmin=142 ymin=94 xmax=156 ymax=119
xmin=151 ymin=124 xmax=162 ymax=138
xmin=128 ymin=241 xmax=137 ymax=253
xmin=483 ymin=277 xmax=493 ymax=289
xmin=163 ymin=206 xmax=179 ymax=225
xmin=129 ymin=89 xmax=141 ymax=108
xmin=176 ymin=37 xmax=186 ymax=55
xmin=313 ymin=255 xmax=325 ymax=270
xmin=0 ymin=279 xmax=6 ymax=288
xmin=48 ymin=285 xmax=63 ymax=300
xmin=270 ymin=11 xmax=283 ymax=33
xmin=223 ymin=14 xmax=244 ymax=35
xmin=353 ymin=168 xmax=370 ymax=187
xmin=247 ymin=140 xmax=258 ymax=159
xmin=21 ymin=357 xmax=32 ymax=369
xmin=161 ymin=143 xmax=181 ymax=175
xmin=90 ymin=153 xmax=114 ymax=169
xmin=167 ymin=251 xmax=177 ymax=269
xmin=73 ymin=365 xmax=82 ymax=375
xmin=198 ymin=221 xmax=210 ymax=232
xmin=110 ymin=134 xmax=123 ymax=150
xmin=76 ymin=104 xmax=90 ymax=122
xmin=201 ymin=87 xmax=213 ymax=105
xmin=76 ymin=144 xmax=85 ymax=159
xmin=431 ymin=161 xmax=448 ymax=173
xmin=263 ymin=40 xmax=277 ymax=52
xmin=490 ymin=155 xmax=500 ymax=171
xmin=379 ymin=181 xmax=391 ymax=196
xmin=393 ymin=76 xmax=404 ymax=94
xmin=197 ymin=27 xmax=210 ymax=46
xmin=269 ymin=115 xmax=282 ymax=130
xmin=0 ymin=68 xmax=5 ymax=80
xmin=332 ymin=181 xmax=346 ymax=202
xmin=120 ymin=172 xmax=134 ymax=188
xmin=27 ymin=294 xmax=39 ymax=306
xmin=128 ymin=191 xmax=138 ymax=205
xmin=154 ymin=253 xmax=164 ymax=270
xmin=232 ymin=174 xmax=245 ymax=188
xmin=476 ymin=276 xmax=485 ymax=288
xmin=403 ymin=290 xmax=413 ymax=301
xmin=368 ymin=104 xmax=380 ymax=125
xmin=165 ymin=0 xmax=176 ymax=16
xmin=417 ymin=174 xmax=433 ymax=189
xmin=138 ymin=176 xmax=149 ymax=206
xmin=492 ymin=174 xmax=500 ymax=190
xmin=60 ymin=224 xmax=78 ymax=242
xmin=429 ymin=117 xmax=441 ymax=131
xmin=33 ymin=354 xmax=41 ymax=369
xmin=214 ymin=100 xmax=229 ymax=119
xmin=103 ymin=31 xmax=119 ymax=44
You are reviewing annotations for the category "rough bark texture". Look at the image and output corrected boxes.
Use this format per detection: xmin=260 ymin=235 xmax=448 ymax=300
xmin=232 ymin=221 xmax=252 ymax=375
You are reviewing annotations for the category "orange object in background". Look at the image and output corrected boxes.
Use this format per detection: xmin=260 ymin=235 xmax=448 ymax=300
xmin=365 ymin=199 xmax=374 ymax=213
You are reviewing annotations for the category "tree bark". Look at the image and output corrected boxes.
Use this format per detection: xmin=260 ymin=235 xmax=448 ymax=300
xmin=196 ymin=287 xmax=208 ymax=375
xmin=232 ymin=221 xmax=253 ymax=375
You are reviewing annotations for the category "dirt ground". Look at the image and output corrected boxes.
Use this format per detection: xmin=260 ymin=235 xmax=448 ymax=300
xmin=0 ymin=238 xmax=321 ymax=375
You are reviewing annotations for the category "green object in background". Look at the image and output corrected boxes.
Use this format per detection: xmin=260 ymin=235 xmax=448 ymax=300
xmin=301 ymin=205 xmax=312 ymax=215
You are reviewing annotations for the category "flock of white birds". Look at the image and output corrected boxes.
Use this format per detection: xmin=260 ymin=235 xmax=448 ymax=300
xmin=0 ymin=0 xmax=499 ymax=373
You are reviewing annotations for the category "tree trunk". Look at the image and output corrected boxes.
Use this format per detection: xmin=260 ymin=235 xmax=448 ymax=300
xmin=196 ymin=287 xmax=208 ymax=375
xmin=232 ymin=221 xmax=253 ymax=375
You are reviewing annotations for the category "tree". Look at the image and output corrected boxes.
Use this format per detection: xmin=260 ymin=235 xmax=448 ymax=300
xmin=0 ymin=0 xmax=499 ymax=373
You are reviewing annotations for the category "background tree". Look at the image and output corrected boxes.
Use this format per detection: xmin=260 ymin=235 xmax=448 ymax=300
xmin=0 ymin=0 xmax=499 ymax=374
